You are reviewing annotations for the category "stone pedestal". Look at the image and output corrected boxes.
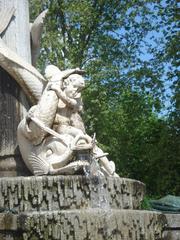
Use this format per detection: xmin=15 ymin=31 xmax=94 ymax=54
xmin=163 ymin=214 xmax=180 ymax=240
xmin=0 ymin=0 xmax=31 ymax=177
xmin=0 ymin=176 xmax=167 ymax=240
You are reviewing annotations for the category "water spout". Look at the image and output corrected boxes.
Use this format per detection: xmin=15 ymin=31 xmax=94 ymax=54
xmin=83 ymin=152 xmax=110 ymax=209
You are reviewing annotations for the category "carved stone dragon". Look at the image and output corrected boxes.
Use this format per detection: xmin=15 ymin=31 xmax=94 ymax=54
xmin=0 ymin=8 xmax=119 ymax=177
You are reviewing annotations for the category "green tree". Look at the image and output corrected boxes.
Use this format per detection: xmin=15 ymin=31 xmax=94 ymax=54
xmin=29 ymin=0 xmax=179 ymax=196
xmin=30 ymin=0 xmax=166 ymax=104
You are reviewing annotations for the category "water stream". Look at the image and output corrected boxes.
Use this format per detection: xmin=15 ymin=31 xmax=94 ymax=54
xmin=83 ymin=153 xmax=110 ymax=210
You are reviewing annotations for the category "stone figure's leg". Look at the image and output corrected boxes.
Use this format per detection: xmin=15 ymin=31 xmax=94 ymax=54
xmin=57 ymin=125 xmax=92 ymax=146
xmin=93 ymin=145 xmax=117 ymax=176
xmin=57 ymin=124 xmax=84 ymax=136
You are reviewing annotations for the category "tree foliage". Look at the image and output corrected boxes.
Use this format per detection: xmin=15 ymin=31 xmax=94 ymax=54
xmin=29 ymin=0 xmax=179 ymax=196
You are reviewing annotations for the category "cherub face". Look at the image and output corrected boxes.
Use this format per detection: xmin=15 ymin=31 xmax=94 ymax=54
xmin=63 ymin=74 xmax=85 ymax=99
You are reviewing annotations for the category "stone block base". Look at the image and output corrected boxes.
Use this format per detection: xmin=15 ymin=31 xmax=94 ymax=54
xmin=163 ymin=214 xmax=180 ymax=240
xmin=0 ymin=209 xmax=166 ymax=240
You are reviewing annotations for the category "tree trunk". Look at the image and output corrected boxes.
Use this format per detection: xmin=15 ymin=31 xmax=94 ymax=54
xmin=0 ymin=0 xmax=31 ymax=176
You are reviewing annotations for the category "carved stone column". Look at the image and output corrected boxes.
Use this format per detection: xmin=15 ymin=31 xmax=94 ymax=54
xmin=0 ymin=0 xmax=31 ymax=176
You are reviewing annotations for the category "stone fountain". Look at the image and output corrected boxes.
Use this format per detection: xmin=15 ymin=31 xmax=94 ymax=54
xmin=0 ymin=1 xmax=167 ymax=239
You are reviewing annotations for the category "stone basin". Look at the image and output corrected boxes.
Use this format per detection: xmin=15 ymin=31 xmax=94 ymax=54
xmin=0 ymin=175 xmax=145 ymax=212
xmin=0 ymin=176 xmax=167 ymax=240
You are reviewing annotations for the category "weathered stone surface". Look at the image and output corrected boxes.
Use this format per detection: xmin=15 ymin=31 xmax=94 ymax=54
xmin=163 ymin=231 xmax=180 ymax=240
xmin=163 ymin=214 xmax=180 ymax=240
xmin=0 ymin=213 xmax=17 ymax=230
xmin=0 ymin=176 xmax=145 ymax=212
xmin=164 ymin=214 xmax=180 ymax=228
xmin=0 ymin=210 xmax=166 ymax=240
xmin=0 ymin=0 xmax=31 ymax=177
xmin=0 ymin=176 xmax=168 ymax=240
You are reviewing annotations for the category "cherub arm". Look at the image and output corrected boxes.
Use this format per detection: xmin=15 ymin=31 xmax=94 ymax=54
xmin=48 ymin=83 xmax=78 ymax=108
xmin=62 ymin=68 xmax=85 ymax=79
xmin=49 ymin=68 xmax=85 ymax=83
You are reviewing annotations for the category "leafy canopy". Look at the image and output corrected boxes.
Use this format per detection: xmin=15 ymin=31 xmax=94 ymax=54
xmin=30 ymin=0 xmax=179 ymax=196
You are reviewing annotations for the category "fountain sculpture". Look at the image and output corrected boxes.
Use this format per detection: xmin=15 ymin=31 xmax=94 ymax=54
xmin=0 ymin=1 xmax=167 ymax=239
